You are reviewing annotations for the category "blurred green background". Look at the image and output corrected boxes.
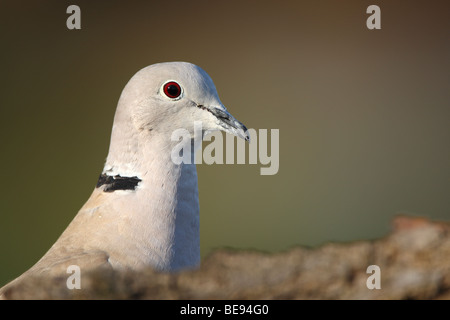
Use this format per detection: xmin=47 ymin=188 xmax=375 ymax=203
xmin=0 ymin=0 xmax=449 ymax=287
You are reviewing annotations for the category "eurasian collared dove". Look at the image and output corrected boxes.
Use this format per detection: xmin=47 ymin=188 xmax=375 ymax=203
xmin=0 ymin=62 xmax=248 ymax=296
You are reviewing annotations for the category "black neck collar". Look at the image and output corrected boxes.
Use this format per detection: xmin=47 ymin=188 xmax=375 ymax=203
xmin=96 ymin=173 xmax=142 ymax=192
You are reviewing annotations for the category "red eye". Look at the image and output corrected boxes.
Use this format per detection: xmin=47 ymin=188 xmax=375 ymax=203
xmin=163 ymin=81 xmax=182 ymax=99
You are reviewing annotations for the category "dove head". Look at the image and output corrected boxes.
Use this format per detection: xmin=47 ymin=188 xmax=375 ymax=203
xmin=104 ymin=62 xmax=248 ymax=176
xmin=113 ymin=62 xmax=249 ymax=143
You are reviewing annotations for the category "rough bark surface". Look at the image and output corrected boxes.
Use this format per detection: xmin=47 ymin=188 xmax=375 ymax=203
xmin=2 ymin=215 xmax=449 ymax=300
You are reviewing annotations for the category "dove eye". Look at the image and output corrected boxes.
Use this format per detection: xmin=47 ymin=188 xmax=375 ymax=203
xmin=162 ymin=81 xmax=183 ymax=100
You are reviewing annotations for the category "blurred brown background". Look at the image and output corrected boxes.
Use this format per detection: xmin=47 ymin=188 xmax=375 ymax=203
xmin=0 ymin=0 xmax=449 ymax=287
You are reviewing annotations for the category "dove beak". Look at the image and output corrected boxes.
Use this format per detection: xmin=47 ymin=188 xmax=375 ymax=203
xmin=207 ymin=106 xmax=250 ymax=142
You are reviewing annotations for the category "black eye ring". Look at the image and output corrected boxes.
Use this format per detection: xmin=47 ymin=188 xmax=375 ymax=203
xmin=162 ymin=81 xmax=182 ymax=99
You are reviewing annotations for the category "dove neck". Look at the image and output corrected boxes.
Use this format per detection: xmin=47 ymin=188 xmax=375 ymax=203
xmin=102 ymin=126 xmax=200 ymax=271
